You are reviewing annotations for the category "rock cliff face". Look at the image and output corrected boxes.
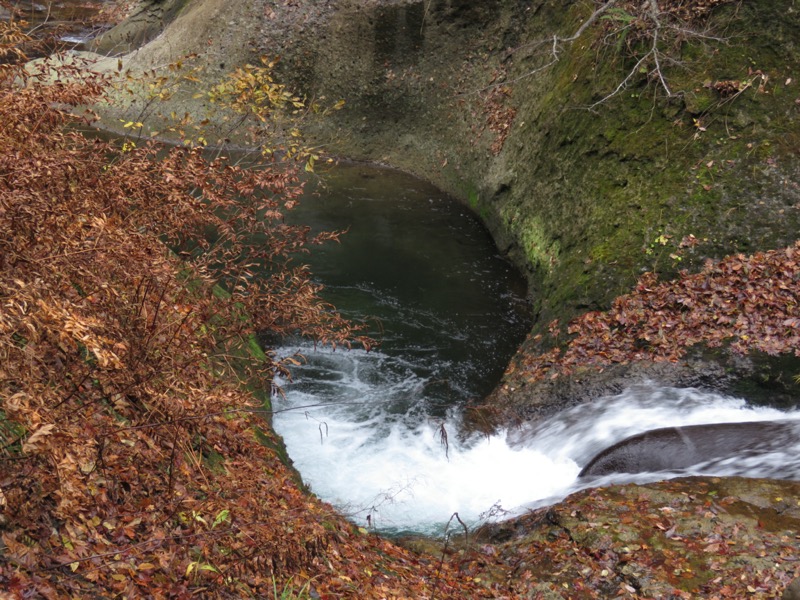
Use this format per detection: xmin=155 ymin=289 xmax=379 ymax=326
xmin=98 ymin=0 xmax=800 ymax=302
xmin=94 ymin=0 xmax=800 ymax=410
xmin=244 ymin=0 xmax=800 ymax=326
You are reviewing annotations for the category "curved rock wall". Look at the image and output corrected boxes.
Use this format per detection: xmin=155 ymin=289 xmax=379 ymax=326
xmin=93 ymin=0 xmax=800 ymax=414
xmin=251 ymin=0 xmax=800 ymax=328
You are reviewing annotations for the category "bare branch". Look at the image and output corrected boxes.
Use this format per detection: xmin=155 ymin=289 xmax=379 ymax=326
xmin=474 ymin=0 xmax=732 ymax=108
xmin=561 ymin=0 xmax=620 ymax=44
xmin=588 ymin=52 xmax=650 ymax=110
xmin=648 ymin=0 xmax=672 ymax=98
xmin=477 ymin=0 xmax=620 ymax=93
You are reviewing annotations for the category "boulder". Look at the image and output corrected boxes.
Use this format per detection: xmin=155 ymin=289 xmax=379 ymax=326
xmin=579 ymin=420 xmax=800 ymax=478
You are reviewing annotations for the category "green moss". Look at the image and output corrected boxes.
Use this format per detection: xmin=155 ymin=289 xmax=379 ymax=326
xmin=500 ymin=205 xmax=559 ymax=274
xmin=245 ymin=332 xmax=268 ymax=362
xmin=682 ymin=89 xmax=716 ymax=115
xmin=211 ymin=283 xmax=232 ymax=301
xmin=202 ymin=446 xmax=227 ymax=474
xmin=253 ymin=424 xmax=306 ymax=489
xmin=0 ymin=410 xmax=26 ymax=454
xmin=467 ymin=188 xmax=479 ymax=210
xmin=482 ymin=0 xmax=800 ymax=332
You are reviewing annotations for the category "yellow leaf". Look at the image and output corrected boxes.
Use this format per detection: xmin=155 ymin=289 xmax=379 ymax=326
xmin=138 ymin=562 xmax=156 ymax=571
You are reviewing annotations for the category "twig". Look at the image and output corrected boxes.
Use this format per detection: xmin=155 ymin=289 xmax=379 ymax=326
xmin=432 ymin=512 xmax=469 ymax=600
xmin=588 ymin=52 xmax=650 ymax=110
xmin=471 ymin=0 xmax=619 ymax=94
xmin=437 ymin=421 xmax=449 ymax=460
xmin=647 ymin=0 xmax=672 ymax=98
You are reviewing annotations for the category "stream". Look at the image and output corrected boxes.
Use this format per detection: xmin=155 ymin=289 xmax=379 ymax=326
xmin=3 ymin=0 xmax=110 ymax=50
xmin=20 ymin=0 xmax=798 ymax=537
xmin=269 ymin=164 xmax=800 ymax=536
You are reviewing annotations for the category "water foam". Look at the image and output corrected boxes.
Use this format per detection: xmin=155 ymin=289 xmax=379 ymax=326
xmin=272 ymin=348 xmax=800 ymax=535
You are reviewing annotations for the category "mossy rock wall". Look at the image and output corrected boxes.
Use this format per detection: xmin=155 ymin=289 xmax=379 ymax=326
xmin=253 ymin=0 xmax=800 ymax=334
xmin=95 ymin=0 xmax=800 ymax=350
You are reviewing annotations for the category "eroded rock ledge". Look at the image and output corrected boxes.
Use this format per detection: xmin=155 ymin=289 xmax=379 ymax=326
xmin=476 ymin=477 xmax=800 ymax=598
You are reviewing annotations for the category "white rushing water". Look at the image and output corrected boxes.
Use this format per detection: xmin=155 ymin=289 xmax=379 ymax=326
xmin=267 ymin=163 xmax=800 ymax=535
xmin=272 ymin=346 xmax=800 ymax=536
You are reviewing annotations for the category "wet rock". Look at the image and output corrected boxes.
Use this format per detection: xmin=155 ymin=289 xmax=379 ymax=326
xmin=784 ymin=577 xmax=800 ymax=600
xmin=579 ymin=420 xmax=800 ymax=478
xmin=489 ymin=344 xmax=800 ymax=430
xmin=476 ymin=477 xmax=800 ymax=598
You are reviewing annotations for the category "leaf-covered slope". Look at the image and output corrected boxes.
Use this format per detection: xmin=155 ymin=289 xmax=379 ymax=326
xmin=0 ymin=30 xmax=494 ymax=599
xmin=514 ymin=242 xmax=800 ymax=381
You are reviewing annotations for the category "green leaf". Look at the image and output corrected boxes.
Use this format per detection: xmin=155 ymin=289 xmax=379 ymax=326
xmin=200 ymin=564 xmax=220 ymax=574
xmin=212 ymin=509 xmax=230 ymax=528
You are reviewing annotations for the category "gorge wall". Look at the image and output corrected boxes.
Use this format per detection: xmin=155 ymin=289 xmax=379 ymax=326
xmin=248 ymin=0 xmax=800 ymax=321
xmin=93 ymin=0 xmax=800 ymax=412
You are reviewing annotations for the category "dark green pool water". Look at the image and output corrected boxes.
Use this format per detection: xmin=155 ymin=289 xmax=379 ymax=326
xmin=279 ymin=162 xmax=531 ymax=418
